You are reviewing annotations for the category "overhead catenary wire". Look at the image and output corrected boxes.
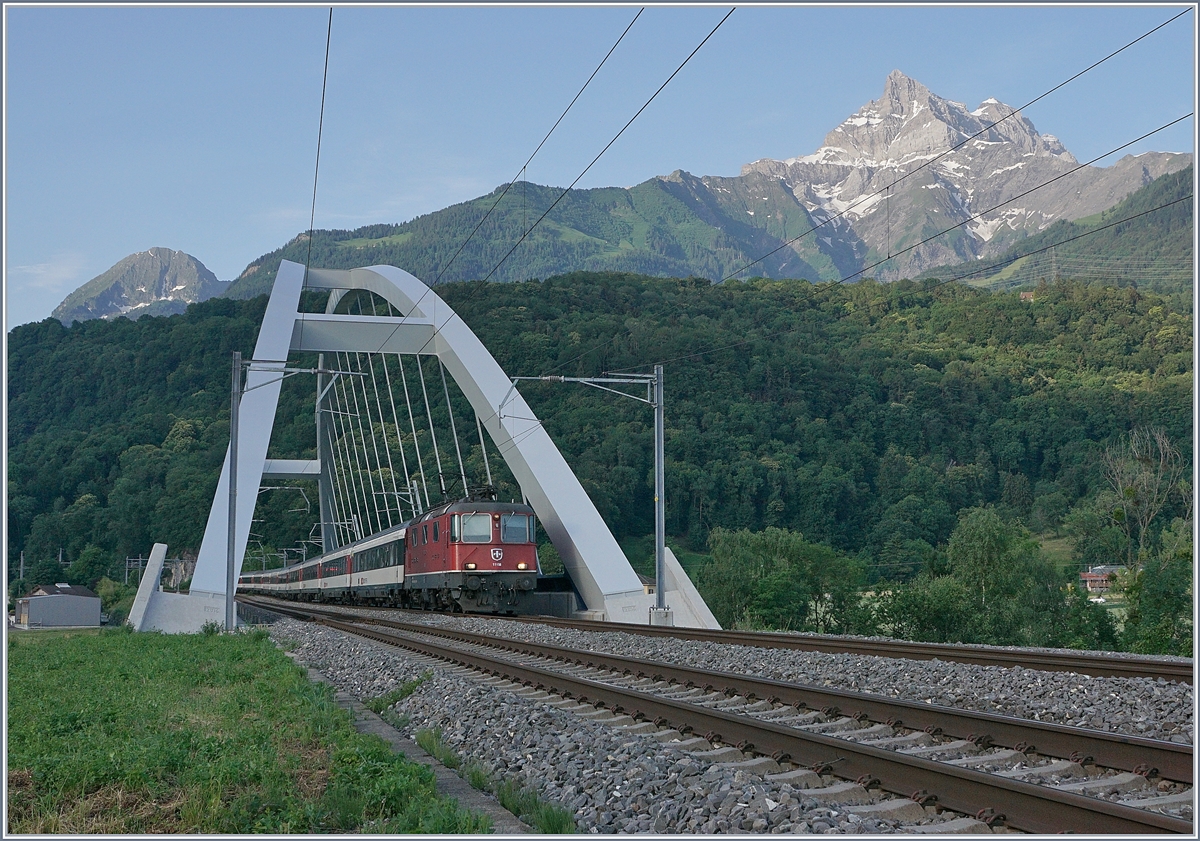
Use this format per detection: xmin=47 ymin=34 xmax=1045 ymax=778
xmin=354 ymin=7 xmax=647 ymax=369
xmin=336 ymin=8 xmax=738 ymax=497
xmin=305 ymin=8 xmax=334 ymax=286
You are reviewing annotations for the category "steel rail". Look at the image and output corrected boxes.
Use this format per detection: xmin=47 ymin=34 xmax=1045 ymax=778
xmin=240 ymin=597 xmax=1192 ymax=782
xmin=304 ymin=611 xmax=1193 ymax=835
xmin=302 ymin=605 xmax=1193 ymax=785
xmin=235 ymin=594 xmax=1195 ymax=684
xmin=498 ymin=614 xmax=1194 ymax=684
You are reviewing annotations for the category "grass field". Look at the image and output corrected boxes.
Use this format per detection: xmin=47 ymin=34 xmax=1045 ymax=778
xmin=6 ymin=627 xmax=490 ymax=834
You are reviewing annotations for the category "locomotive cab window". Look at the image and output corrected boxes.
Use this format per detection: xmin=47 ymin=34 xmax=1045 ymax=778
xmin=432 ymin=521 xmax=439 ymax=542
xmin=422 ymin=524 xmax=428 ymax=544
xmin=460 ymin=513 xmax=492 ymax=543
xmin=501 ymin=513 xmax=530 ymax=543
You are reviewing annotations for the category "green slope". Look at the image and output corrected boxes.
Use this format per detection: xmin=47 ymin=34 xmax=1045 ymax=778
xmin=950 ymin=167 xmax=1193 ymax=301
xmin=223 ymin=175 xmax=843 ymax=300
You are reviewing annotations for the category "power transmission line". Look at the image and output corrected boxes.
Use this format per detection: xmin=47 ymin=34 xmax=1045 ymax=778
xmin=476 ymin=7 xmax=736 ymax=285
xmin=717 ymin=6 xmax=1192 ymax=283
xmin=564 ymin=109 xmax=1190 ymax=376
xmin=431 ymin=7 xmax=645 ymax=287
xmin=606 ymin=190 xmax=1193 ymax=373
xmin=304 ymin=8 xmax=334 ymax=287
xmin=384 ymin=7 xmax=736 ymax=363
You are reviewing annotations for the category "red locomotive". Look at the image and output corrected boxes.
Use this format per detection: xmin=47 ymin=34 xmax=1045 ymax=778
xmin=238 ymin=494 xmax=540 ymax=613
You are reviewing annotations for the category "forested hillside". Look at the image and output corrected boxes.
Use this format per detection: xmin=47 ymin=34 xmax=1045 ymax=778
xmin=8 ymin=273 xmax=1192 ymax=650
xmin=223 ymin=175 xmax=837 ymax=301
xmin=956 ymin=166 xmax=1193 ymax=306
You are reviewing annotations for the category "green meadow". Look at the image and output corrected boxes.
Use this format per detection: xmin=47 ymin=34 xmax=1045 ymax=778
xmin=6 ymin=627 xmax=489 ymax=834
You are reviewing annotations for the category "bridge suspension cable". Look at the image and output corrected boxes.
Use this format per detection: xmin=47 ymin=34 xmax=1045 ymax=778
xmin=304 ymin=287 xmax=529 ymax=550
xmin=440 ymin=358 xmax=470 ymax=498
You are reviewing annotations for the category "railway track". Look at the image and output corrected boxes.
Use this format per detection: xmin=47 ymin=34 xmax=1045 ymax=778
xmin=244 ymin=596 xmax=1194 ymax=834
xmin=495 ymin=613 xmax=1194 ymax=684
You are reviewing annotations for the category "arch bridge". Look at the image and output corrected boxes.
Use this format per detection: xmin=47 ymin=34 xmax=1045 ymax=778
xmin=129 ymin=260 xmax=718 ymax=632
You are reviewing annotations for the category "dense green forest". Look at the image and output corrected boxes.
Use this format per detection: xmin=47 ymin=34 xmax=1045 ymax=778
xmin=9 ymin=272 xmax=1192 ymax=652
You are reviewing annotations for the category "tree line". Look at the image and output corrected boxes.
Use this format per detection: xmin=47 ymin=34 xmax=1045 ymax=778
xmin=8 ymin=271 xmax=1191 ymax=651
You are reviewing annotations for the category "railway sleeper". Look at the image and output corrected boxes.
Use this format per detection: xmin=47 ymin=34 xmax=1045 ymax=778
xmin=846 ymin=723 xmax=896 ymax=740
xmin=996 ymin=758 xmax=1086 ymax=780
xmin=901 ymin=816 xmax=993 ymax=834
xmin=946 ymin=748 xmax=1027 ymax=769
xmin=901 ymin=739 xmax=983 ymax=758
xmin=797 ymin=716 xmax=860 ymax=734
xmin=861 ymin=730 xmax=937 ymax=749
xmin=1053 ymin=771 xmax=1150 ymax=795
xmin=1118 ymin=789 xmax=1195 ymax=811
xmin=845 ymin=798 xmax=929 ymax=822
xmin=799 ymin=780 xmax=876 ymax=806
xmin=715 ymin=756 xmax=783 ymax=776
xmin=275 ymin=604 xmax=1193 ymax=835
xmin=687 ymin=745 xmax=747 ymax=763
xmin=765 ymin=767 xmax=823 ymax=788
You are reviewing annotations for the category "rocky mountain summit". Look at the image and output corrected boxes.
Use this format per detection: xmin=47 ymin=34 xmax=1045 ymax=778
xmin=735 ymin=70 xmax=1190 ymax=279
xmin=52 ymin=248 xmax=229 ymax=325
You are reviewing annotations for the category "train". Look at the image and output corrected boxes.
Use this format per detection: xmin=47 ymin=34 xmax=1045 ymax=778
xmin=237 ymin=495 xmax=541 ymax=613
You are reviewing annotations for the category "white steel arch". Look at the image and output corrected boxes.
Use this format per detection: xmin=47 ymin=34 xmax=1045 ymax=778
xmin=131 ymin=260 xmax=718 ymax=632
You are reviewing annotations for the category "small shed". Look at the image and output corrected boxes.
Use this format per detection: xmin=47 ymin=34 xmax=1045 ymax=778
xmin=1079 ymin=565 xmax=1125 ymax=594
xmin=636 ymin=572 xmax=656 ymax=596
xmin=15 ymin=583 xmax=102 ymax=628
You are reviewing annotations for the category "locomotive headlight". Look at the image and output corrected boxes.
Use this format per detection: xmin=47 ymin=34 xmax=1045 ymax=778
xmin=465 ymin=563 xmax=477 ymax=570
xmin=517 ymin=562 xmax=528 ymax=570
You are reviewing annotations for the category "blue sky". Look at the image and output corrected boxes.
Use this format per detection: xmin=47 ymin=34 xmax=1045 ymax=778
xmin=5 ymin=4 xmax=1195 ymax=328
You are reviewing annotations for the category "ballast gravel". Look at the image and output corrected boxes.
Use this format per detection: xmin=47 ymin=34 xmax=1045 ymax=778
xmin=401 ymin=612 xmax=1195 ymax=745
xmin=266 ymin=612 xmax=1193 ymax=834
xmin=271 ymin=618 xmax=926 ymax=833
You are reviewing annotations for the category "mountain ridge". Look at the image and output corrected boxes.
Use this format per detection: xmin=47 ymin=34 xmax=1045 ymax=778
xmin=52 ymin=248 xmax=229 ymax=325
xmin=223 ymin=71 xmax=1188 ymax=300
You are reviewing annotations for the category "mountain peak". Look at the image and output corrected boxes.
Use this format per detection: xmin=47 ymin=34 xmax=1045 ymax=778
xmin=881 ymin=69 xmax=932 ymax=106
xmin=52 ymin=248 xmax=229 ymax=325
